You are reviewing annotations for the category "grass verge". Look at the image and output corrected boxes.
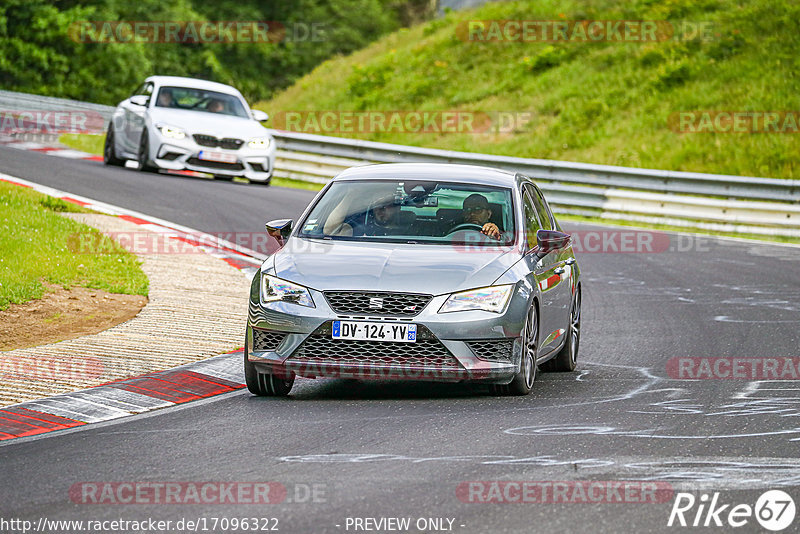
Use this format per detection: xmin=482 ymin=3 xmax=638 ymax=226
xmin=0 ymin=181 xmax=149 ymax=310
xmin=256 ymin=0 xmax=800 ymax=179
xmin=59 ymin=133 xmax=104 ymax=155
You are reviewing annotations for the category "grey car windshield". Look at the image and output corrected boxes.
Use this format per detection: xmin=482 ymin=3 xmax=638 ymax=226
xmin=298 ymin=180 xmax=516 ymax=245
xmin=154 ymin=86 xmax=248 ymax=118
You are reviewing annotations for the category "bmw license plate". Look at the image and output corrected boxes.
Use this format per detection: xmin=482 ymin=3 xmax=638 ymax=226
xmin=332 ymin=321 xmax=417 ymax=343
xmin=198 ymin=150 xmax=237 ymax=164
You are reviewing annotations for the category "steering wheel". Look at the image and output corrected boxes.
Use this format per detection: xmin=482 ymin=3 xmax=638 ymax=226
xmin=448 ymin=223 xmax=484 ymax=234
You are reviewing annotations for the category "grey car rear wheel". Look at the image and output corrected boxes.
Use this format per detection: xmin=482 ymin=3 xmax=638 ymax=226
xmin=541 ymin=287 xmax=581 ymax=372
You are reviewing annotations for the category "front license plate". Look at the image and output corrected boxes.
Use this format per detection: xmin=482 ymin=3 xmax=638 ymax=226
xmin=198 ymin=150 xmax=237 ymax=163
xmin=332 ymin=321 xmax=417 ymax=343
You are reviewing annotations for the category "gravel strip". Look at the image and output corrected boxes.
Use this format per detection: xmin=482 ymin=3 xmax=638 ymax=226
xmin=0 ymin=213 xmax=251 ymax=406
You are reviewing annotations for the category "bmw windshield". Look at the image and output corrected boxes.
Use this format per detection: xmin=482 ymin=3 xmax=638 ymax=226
xmin=154 ymin=86 xmax=249 ymax=118
xmin=297 ymin=179 xmax=516 ymax=246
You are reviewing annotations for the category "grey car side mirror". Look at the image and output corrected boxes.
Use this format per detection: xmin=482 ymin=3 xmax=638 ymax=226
xmin=266 ymin=219 xmax=293 ymax=244
xmin=535 ymin=229 xmax=571 ymax=257
xmin=252 ymin=110 xmax=269 ymax=122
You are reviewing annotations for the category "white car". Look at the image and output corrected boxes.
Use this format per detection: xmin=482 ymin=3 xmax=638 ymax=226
xmin=104 ymin=75 xmax=276 ymax=184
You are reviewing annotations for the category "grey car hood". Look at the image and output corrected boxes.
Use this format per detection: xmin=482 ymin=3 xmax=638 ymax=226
xmin=271 ymin=238 xmax=520 ymax=294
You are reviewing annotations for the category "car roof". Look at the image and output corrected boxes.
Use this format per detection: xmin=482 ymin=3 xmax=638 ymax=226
xmin=332 ymin=163 xmax=521 ymax=188
xmin=145 ymin=76 xmax=242 ymax=96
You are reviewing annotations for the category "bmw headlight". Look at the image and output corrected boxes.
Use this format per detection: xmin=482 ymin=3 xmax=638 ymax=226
xmin=248 ymin=137 xmax=271 ymax=150
xmin=260 ymin=274 xmax=314 ymax=308
xmin=157 ymin=124 xmax=185 ymax=139
xmin=439 ymin=284 xmax=513 ymax=314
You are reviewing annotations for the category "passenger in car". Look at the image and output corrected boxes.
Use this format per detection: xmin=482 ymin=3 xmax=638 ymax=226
xmin=362 ymin=195 xmax=414 ymax=236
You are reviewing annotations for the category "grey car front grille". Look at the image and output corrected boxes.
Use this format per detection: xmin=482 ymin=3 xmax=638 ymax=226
xmin=252 ymin=329 xmax=288 ymax=351
xmin=324 ymin=291 xmax=432 ymax=317
xmin=290 ymin=337 xmax=462 ymax=368
xmin=467 ymin=340 xmax=515 ymax=361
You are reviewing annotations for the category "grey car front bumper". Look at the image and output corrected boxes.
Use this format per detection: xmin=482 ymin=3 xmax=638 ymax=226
xmin=245 ymin=282 xmax=531 ymax=384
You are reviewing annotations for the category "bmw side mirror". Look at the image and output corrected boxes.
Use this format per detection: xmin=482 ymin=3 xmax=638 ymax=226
xmin=130 ymin=95 xmax=149 ymax=107
xmin=266 ymin=219 xmax=293 ymax=244
xmin=535 ymin=229 xmax=571 ymax=257
xmin=252 ymin=110 xmax=269 ymax=122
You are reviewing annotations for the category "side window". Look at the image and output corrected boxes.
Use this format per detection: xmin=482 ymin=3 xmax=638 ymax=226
xmin=522 ymin=188 xmax=542 ymax=249
xmin=130 ymin=83 xmax=145 ymax=97
xmin=525 ymin=184 xmax=553 ymax=231
xmin=132 ymin=83 xmax=153 ymax=102
xmin=141 ymin=83 xmax=153 ymax=103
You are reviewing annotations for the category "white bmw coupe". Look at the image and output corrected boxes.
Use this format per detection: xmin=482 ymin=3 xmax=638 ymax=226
xmin=104 ymin=75 xmax=275 ymax=184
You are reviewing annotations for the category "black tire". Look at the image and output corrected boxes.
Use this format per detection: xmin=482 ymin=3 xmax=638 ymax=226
xmin=541 ymin=286 xmax=581 ymax=372
xmin=244 ymin=338 xmax=294 ymax=396
xmin=103 ymin=124 xmax=125 ymax=166
xmin=490 ymin=304 xmax=538 ymax=396
xmin=136 ymin=130 xmax=158 ymax=173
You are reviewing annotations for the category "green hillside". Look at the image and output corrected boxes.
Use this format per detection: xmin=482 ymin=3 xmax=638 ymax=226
xmin=256 ymin=0 xmax=800 ymax=179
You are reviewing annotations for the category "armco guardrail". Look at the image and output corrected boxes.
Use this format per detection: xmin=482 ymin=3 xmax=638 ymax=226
xmin=1 ymin=90 xmax=798 ymax=236
xmin=268 ymin=130 xmax=800 ymax=237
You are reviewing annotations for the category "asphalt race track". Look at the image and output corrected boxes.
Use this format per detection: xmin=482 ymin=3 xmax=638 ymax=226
xmin=2 ymin=145 xmax=800 ymax=533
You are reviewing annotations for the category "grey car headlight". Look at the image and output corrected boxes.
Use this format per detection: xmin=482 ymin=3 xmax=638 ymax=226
xmin=248 ymin=137 xmax=271 ymax=150
xmin=157 ymin=124 xmax=186 ymax=139
xmin=260 ymin=274 xmax=314 ymax=308
xmin=439 ymin=284 xmax=513 ymax=314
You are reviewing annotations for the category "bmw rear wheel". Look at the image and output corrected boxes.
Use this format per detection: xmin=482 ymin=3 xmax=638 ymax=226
xmin=103 ymin=124 xmax=125 ymax=166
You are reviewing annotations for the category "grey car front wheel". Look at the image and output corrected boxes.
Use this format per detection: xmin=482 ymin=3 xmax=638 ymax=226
xmin=491 ymin=304 xmax=537 ymax=396
xmin=244 ymin=339 xmax=294 ymax=397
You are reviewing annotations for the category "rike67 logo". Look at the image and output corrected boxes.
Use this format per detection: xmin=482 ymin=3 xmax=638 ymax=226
xmin=668 ymin=490 xmax=796 ymax=531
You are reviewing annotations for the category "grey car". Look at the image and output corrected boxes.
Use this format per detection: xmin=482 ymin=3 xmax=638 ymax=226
xmin=245 ymin=163 xmax=581 ymax=396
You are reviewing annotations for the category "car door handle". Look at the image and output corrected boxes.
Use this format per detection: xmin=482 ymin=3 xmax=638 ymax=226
xmin=565 ymin=258 xmax=576 ymax=265
xmin=554 ymin=267 xmax=565 ymax=275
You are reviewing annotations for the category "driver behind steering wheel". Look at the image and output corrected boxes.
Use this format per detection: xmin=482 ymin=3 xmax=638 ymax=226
xmin=455 ymin=193 xmax=501 ymax=239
